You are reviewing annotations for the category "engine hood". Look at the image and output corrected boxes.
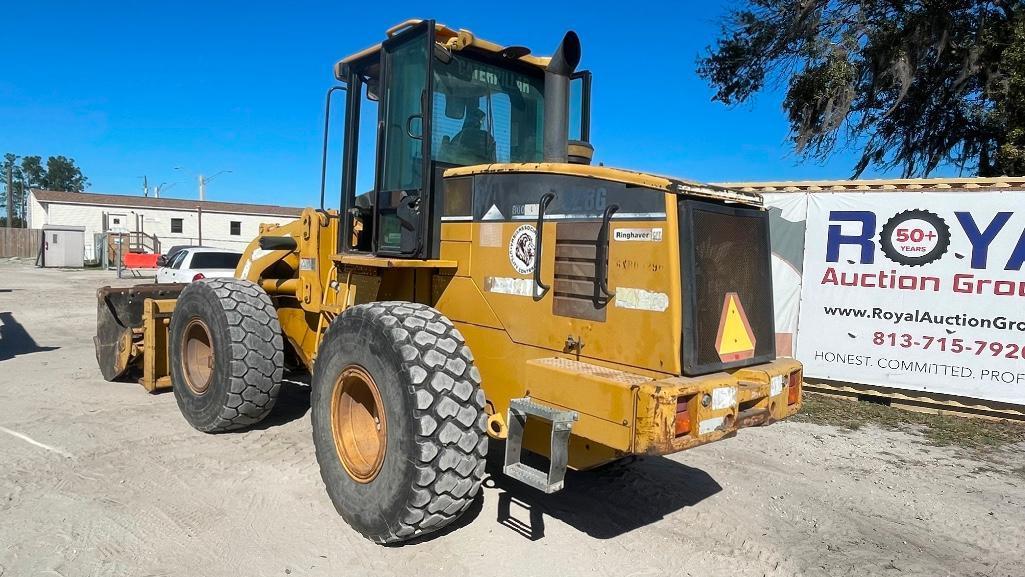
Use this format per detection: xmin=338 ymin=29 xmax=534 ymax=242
xmin=444 ymin=162 xmax=764 ymax=208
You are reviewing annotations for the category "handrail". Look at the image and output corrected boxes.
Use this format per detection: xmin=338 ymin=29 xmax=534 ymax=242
xmin=533 ymin=192 xmax=556 ymax=300
xmin=385 ymin=19 xmax=423 ymax=37
xmin=596 ymin=204 xmax=619 ymax=303
xmin=319 ymin=85 xmax=347 ymax=210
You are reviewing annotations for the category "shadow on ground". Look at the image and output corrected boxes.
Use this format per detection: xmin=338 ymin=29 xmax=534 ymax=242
xmin=482 ymin=449 xmax=722 ymax=541
xmin=247 ymin=373 xmax=312 ymax=429
xmin=361 ymin=450 xmax=719 ymax=547
xmin=0 ymin=311 xmax=59 ymax=361
xmin=253 ymin=381 xmax=721 ymax=543
xmin=185 ymin=369 xmax=721 ymax=544
xmin=146 ymin=372 xmax=312 ymax=430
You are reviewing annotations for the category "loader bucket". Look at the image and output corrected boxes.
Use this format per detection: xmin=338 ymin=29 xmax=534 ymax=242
xmin=95 ymin=284 xmax=185 ymax=381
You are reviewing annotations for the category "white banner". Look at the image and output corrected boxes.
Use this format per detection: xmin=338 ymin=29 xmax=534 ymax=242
xmin=764 ymin=193 xmax=808 ymax=358
xmin=795 ymin=191 xmax=1025 ymax=405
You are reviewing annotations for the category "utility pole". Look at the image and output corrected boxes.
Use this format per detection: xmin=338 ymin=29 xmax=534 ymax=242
xmin=19 ymin=181 xmax=27 ymax=228
xmin=5 ymin=157 xmax=13 ymax=228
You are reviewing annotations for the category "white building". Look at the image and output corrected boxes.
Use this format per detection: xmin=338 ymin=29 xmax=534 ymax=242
xmin=28 ymin=189 xmax=302 ymax=262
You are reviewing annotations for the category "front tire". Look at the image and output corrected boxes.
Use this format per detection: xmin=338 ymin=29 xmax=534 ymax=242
xmin=168 ymin=278 xmax=284 ymax=432
xmin=311 ymin=302 xmax=488 ymax=543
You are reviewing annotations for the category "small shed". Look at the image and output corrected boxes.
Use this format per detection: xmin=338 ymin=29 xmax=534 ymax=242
xmin=41 ymin=225 xmax=86 ymax=268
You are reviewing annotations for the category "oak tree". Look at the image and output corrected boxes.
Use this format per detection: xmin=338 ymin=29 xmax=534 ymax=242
xmin=698 ymin=0 xmax=1025 ymax=177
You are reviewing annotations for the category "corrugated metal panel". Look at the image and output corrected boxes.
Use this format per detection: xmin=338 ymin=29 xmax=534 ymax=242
xmin=31 ymin=189 xmax=302 ymax=217
xmin=717 ymin=176 xmax=1025 ymax=193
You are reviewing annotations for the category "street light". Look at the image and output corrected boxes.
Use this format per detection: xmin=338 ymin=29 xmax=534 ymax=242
xmin=174 ymin=167 xmax=232 ymax=201
xmin=153 ymin=182 xmax=177 ymax=198
xmin=199 ymin=170 xmax=232 ymax=201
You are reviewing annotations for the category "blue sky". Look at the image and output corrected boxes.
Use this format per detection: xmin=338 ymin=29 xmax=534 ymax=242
xmin=0 ymin=2 xmax=945 ymax=209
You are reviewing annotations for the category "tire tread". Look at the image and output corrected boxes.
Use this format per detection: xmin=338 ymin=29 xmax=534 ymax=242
xmin=320 ymin=301 xmax=487 ymax=543
xmin=180 ymin=278 xmax=283 ymax=432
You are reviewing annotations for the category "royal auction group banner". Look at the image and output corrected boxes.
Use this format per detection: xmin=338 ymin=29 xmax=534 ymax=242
xmin=765 ymin=190 xmax=1025 ymax=406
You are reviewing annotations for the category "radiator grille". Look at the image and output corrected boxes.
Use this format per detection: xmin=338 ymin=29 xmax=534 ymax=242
xmin=552 ymin=222 xmax=607 ymax=322
xmin=679 ymin=200 xmax=775 ymax=375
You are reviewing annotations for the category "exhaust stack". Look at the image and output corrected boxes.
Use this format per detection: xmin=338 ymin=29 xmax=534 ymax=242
xmin=543 ymin=31 xmax=581 ymax=163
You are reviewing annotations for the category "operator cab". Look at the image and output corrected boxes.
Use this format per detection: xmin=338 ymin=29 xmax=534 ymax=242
xmin=331 ymin=19 xmax=591 ymax=259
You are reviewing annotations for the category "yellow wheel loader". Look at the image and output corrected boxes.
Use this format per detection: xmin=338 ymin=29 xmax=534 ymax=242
xmin=95 ymin=19 xmax=802 ymax=544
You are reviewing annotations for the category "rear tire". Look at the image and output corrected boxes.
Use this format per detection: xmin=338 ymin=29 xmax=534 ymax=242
xmin=311 ymin=302 xmax=488 ymax=543
xmin=169 ymin=278 xmax=284 ymax=432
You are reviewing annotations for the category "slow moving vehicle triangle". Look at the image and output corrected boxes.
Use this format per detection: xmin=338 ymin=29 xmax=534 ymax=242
xmin=715 ymin=292 xmax=756 ymax=362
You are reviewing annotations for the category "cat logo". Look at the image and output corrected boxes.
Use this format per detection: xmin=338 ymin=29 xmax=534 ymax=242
xmin=715 ymin=292 xmax=756 ymax=362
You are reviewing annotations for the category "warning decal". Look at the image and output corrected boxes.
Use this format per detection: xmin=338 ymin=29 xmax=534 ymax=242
xmin=715 ymin=292 xmax=756 ymax=363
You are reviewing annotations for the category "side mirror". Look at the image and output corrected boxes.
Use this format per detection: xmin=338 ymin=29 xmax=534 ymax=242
xmin=569 ymin=71 xmax=591 ymax=143
xmin=156 ymin=255 xmax=167 ymax=267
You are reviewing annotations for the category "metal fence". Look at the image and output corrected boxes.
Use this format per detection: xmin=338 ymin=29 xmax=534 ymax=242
xmin=0 ymin=227 xmax=40 ymax=258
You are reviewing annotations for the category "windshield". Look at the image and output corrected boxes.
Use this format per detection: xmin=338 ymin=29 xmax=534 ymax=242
xmin=432 ymin=54 xmax=544 ymax=165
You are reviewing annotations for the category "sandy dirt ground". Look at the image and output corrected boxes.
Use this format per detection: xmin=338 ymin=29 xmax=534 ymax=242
xmin=0 ymin=260 xmax=1023 ymax=577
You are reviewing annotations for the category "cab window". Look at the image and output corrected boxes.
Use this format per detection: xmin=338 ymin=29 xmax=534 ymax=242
xmin=432 ymin=54 xmax=544 ymax=166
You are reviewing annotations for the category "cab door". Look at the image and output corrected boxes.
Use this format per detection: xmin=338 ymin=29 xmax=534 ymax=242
xmin=373 ymin=20 xmax=437 ymax=258
xmin=160 ymin=250 xmax=187 ymax=283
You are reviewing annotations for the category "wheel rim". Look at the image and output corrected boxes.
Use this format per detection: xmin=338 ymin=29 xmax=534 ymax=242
xmin=181 ymin=318 xmax=214 ymax=395
xmin=330 ymin=365 xmax=387 ymax=483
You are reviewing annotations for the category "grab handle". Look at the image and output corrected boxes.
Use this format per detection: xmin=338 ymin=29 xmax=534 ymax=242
xmin=533 ymin=192 xmax=556 ymax=300
xmin=596 ymin=204 xmax=620 ymax=303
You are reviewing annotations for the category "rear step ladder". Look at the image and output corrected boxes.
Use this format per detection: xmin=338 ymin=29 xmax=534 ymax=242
xmin=503 ymin=398 xmax=578 ymax=493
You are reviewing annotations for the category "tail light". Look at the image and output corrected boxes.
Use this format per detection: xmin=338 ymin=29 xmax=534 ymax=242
xmin=788 ymin=369 xmax=802 ymax=405
xmin=675 ymin=395 xmax=693 ymax=436
xmin=192 ymin=273 xmax=206 ymax=281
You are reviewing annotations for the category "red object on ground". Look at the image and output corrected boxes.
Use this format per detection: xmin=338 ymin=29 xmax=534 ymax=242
xmin=122 ymin=252 xmax=160 ymax=269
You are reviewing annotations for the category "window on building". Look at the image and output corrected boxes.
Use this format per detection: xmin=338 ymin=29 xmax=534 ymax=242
xmin=230 ymin=221 xmax=241 ymax=236
xmin=171 ymin=218 xmax=183 ymax=234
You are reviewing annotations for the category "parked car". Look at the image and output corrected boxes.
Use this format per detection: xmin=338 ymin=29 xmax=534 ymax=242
xmin=156 ymin=244 xmax=201 ymax=267
xmin=155 ymin=247 xmax=243 ymax=284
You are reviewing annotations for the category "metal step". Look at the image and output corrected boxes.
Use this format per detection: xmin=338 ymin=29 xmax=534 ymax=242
xmin=503 ymin=397 xmax=578 ymax=493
